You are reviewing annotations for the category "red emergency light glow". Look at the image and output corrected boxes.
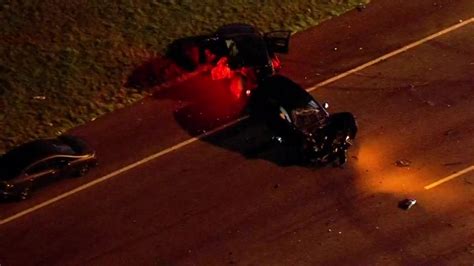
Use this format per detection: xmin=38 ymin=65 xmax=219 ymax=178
xmin=211 ymin=57 xmax=232 ymax=80
xmin=271 ymin=56 xmax=281 ymax=70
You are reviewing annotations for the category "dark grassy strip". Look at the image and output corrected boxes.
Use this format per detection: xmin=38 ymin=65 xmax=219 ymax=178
xmin=0 ymin=0 xmax=368 ymax=153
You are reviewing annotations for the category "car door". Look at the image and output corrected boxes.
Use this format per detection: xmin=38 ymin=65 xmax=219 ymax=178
xmin=264 ymin=31 xmax=291 ymax=54
xmin=23 ymin=158 xmax=62 ymax=188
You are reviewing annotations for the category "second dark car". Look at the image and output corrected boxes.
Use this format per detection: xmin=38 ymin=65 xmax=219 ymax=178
xmin=166 ymin=23 xmax=291 ymax=81
xmin=0 ymin=135 xmax=97 ymax=200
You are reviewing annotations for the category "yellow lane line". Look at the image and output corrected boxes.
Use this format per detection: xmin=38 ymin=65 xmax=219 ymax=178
xmin=424 ymin=165 xmax=474 ymax=190
xmin=1 ymin=18 xmax=472 ymax=226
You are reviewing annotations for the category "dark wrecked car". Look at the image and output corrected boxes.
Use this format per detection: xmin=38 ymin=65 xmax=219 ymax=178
xmin=163 ymin=24 xmax=357 ymax=166
xmin=165 ymin=23 xmax=291 ymax=97
xmin=248 ymin=75 xmax=358 ymax=166
xmin=0 ymin=135 xmax=97 ymax=200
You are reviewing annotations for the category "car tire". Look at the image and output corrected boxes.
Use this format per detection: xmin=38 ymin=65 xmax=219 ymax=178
xmin=18 ymin=186 xmax=32 ymax=201
xmin=332 ymin=149 xmax=348 ymax=167
xmin=328 ymin=112 xmax=358 ymax=140
xmin=73 ymin=164 xmax=89 ymax=178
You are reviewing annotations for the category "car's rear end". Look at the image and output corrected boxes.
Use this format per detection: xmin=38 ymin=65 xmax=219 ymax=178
xmin=0 ymin=157 xmax=25 ymax=200
xmin=215 ymin=24 xmax=281 ymax=81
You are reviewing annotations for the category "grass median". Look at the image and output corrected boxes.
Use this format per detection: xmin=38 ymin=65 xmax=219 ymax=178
xmin=0 ymin=0 xmax=368 ymax=153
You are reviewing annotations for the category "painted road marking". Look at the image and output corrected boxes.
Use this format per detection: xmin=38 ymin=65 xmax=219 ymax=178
xmin=424 ymin=165 xmax=474 ymax=190
xmin=0 ymin=117 xmax=247 ymax=226
xmin=307 ymin=17 xmax=474 ymax=93
xmin=1 ymin=18 xmax=473 ymax=226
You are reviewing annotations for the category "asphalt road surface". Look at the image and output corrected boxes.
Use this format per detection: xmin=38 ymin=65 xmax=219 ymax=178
xmin=1 ymin=0 xmax=473 ymax=265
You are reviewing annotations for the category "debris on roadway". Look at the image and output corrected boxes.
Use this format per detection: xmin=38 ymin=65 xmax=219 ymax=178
xmin=395 ymin=159 xmax=411 ymax=167
xmin=356 ymin=4 xmax=366 ymax=11
xmin=398 ymin=199 xmax=417 ymax=210
xmin=32 ymin=95 xmax=46 ymax=100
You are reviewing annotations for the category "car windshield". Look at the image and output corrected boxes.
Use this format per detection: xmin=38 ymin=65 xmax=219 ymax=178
xmin=291 ymin=101 xmax=328 ymax=133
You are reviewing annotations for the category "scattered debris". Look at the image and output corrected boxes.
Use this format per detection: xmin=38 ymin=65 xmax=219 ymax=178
xmin=356 ymin=4 xmax=366 ymax=11
xmin=443 ymin=129 xmax=457 ymax=136
xmin=272 ymin=136 xmax=283 ymax=143
xmin=398 ymin=198 xmax=417 ymax=210
xmin=396 ymin=159 xmax=411 ymax=167
xmin=32 ymin=95 xmax=46 ymax=100
xmin=447 ymin=223 xmax=454 ymax=227
xmin=468 ymin=244 xmax=474 ymax=254
xmin=333 ymin=47 xmax=338 ymax=51
xmin=425 ymin=100 xmax=435 ymax=106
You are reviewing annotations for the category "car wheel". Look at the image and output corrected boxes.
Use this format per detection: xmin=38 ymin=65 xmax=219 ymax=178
xmin=332 ymin=149 xmax=348 ymax=167
xmin=19 ymin=186 xmax=32 ymax=201
xmin=73 ymin=164 xmax=90 ymax=178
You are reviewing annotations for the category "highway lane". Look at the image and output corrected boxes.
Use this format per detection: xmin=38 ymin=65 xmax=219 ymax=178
xmin=280 ymin=0 xmax=474 ymax=87
xmin=1 ymin=0 xmax=473 ymax=221
xmin=0 ymin=0 xmax=469 ymax=217
xmin=1 ymin=0 xmax=474 ymax=265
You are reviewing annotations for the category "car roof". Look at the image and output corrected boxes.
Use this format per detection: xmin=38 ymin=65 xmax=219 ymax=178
xmin=215 ymin=23 xmax=259 ymax=36
xmin=0 ymin=138 xmax=77 ymax=179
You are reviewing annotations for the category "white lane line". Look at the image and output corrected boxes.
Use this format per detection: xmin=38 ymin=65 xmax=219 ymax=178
xmin=307 ymin=17 xmax=474 ymax=93
xmin=424 ymin=165 xmax=474 ymax=190
xmin=0 ymin=117 xmax=247 ymax=226
xmin=1 ymin=18 xmax=472 ymax=226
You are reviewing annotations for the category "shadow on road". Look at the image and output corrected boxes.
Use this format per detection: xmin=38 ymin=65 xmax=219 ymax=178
xmin=124 ymin=35 xmax=323 ymax=167
xmin=126 ymin=56 xmax=304 ymax=166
